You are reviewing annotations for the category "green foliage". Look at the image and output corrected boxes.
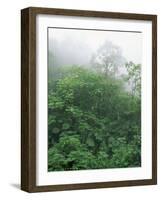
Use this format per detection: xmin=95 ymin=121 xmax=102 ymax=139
xmin=125 ymin=62 xmax=141 ymax=97
xmin=48 ymin=66 xmax=141 ymax=171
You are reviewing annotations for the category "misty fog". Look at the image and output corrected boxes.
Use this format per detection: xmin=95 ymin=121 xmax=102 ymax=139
xmin=48 ymin=28 xmax=142 ymax=77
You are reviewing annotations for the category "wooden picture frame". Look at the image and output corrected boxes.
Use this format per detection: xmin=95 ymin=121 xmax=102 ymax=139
xmin=21 ymin=7 xmax=157 ymax=192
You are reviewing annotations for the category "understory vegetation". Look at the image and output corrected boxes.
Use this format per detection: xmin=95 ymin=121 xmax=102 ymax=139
xmin=48 ymin=63 xmax=141 ymax=171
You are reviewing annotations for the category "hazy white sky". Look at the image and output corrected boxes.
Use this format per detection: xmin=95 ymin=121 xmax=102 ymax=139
xmin=49 ymin=28 xmax=142 ymax=64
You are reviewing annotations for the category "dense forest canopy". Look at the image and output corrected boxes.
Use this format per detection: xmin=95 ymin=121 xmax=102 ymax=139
xmin=48 ymin=34 xmax=141 ymax=171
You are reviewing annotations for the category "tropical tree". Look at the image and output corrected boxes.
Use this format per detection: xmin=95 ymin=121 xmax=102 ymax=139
xmin=90 ymin=41 xmax=125 ymax=76
xmin=125 ymin=61 xmax=141 ymax=97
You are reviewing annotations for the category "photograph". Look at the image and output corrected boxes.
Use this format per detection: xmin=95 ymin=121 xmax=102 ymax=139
xmin=48 ymin=27 xmax=142 ymax=172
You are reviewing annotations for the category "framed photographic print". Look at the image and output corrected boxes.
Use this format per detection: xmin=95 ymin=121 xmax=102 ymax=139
xmin=21 ymin=7 xmax=157 ymax=192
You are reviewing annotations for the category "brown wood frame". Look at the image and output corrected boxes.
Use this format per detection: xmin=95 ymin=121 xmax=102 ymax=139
xmin=21 ymin=7 xmax=157 ymax=193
